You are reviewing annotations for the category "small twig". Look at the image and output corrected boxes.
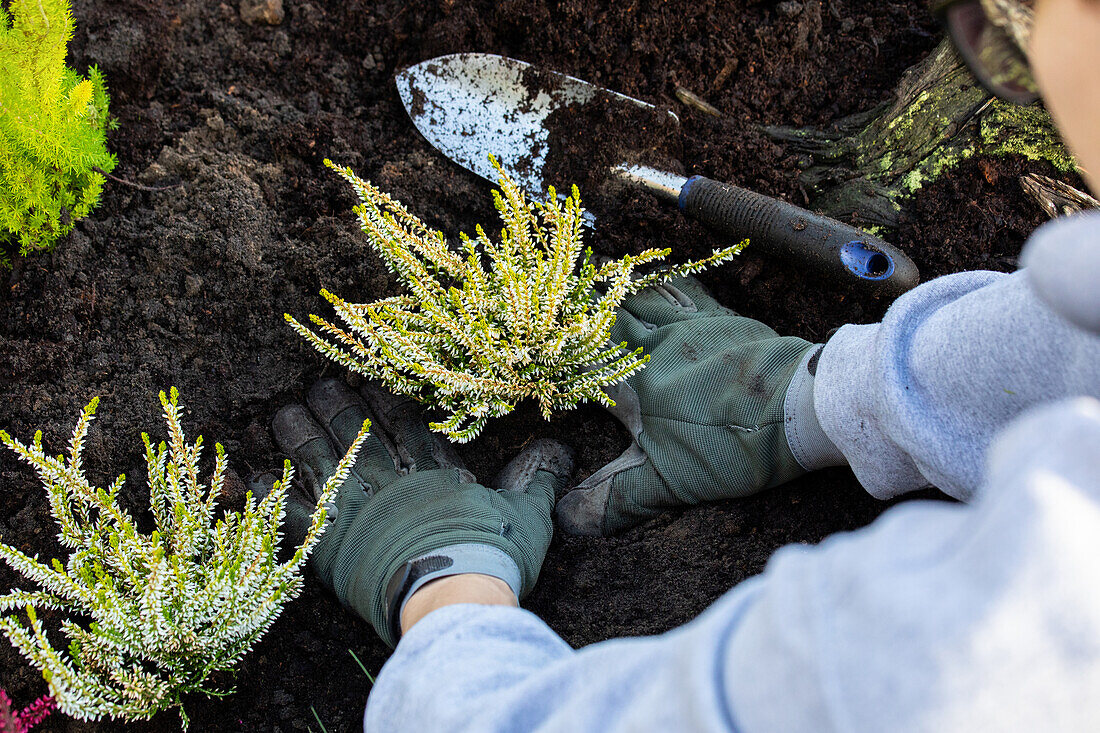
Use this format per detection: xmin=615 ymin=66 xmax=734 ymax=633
xmin=951 ymin=97 xmax=994 ymax=139
xmin=674 ymin=87 xmax=722 ymax=117
xmin=92 ymin=166 xmax=182 ymax=192
xmin=712 ymin=56 xmax=739 ymax=92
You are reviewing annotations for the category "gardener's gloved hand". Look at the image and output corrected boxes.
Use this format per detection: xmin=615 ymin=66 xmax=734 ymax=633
xmin=252 ymin=379 xmax=573 ymax=647
xmin=556 ymin=275 xmax=845 ymax=536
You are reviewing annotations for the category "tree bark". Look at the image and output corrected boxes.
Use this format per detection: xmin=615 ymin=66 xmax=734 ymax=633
xmin=766 ymin=39 xmax=1074 ymax=227
xmin=1019 ymin=173 xmax=1099 ymax=219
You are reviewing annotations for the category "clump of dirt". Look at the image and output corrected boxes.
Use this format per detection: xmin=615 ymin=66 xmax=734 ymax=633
xmin=0 ymin=0 xmax=1074 ymax=729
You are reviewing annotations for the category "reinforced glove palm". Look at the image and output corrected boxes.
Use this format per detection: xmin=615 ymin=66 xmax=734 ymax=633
xmin=556 ymin=276 xmax=816 ymax=536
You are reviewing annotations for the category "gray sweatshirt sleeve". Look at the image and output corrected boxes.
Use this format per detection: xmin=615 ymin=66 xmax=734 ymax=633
xmin=813 ymin=213 xmax=1100 ymax=500
xmin=364 ymin=398 xmax=1100 ymax=733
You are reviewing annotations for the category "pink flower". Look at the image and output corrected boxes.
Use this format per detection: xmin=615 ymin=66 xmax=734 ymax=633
xmin=0 ymin=689 xmax=56 ymax=733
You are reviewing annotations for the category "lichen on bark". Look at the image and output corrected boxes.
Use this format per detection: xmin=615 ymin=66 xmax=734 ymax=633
xmin=765 ymin=39 xmax=1076 ymax=227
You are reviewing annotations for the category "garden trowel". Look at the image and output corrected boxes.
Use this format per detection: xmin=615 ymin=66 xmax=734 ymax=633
xmin=395 ymin=53 xmax=919 ymax=296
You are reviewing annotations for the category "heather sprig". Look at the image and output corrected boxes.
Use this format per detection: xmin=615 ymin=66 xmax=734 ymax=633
xmin=0 ymin=390 xmax=370 ymax=727
xmin=288 ymin=158 xmax=744 ymax=442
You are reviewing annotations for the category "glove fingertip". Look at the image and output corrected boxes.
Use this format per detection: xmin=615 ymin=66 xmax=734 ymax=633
xmin=492 ymin=439 xmax=574 ymax=495
xmin=245 ymin=469 xmax=280 ymax=500
xmin=555 ymin=480 xmax=612 ymax=537
xmin=272 ymin=404 xmax=327 ymax=455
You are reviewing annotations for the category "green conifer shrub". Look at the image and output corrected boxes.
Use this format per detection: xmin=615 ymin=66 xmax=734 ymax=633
xmin=0 ymin=389 xmax=370 ymax=727
xmin=0 ymin=0 xmax=117 ymax=268
xmin=287 ymin=158 xmax=744 ymax=443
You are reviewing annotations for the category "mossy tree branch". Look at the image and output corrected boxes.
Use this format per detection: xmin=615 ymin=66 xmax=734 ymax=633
xmin=765 ymin=40 xmax=1075 ymax=227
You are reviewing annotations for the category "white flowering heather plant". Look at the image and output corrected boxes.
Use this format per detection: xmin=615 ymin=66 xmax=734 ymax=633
xmin=287 ymin=158 xmax=744 ymax=442
xmin=0 ymin=389 xmax=370 ymax=728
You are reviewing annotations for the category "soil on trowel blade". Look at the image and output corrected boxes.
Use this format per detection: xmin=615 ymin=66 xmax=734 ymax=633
xmin=0 ymin=0 xmax=1076 ymax=729
xmin=540 ymin=89 xmax=683 ymax=204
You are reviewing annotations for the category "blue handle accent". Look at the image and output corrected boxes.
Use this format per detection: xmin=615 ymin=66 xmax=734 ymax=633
xmin=678 ymin=176 xmax=704 ymax=210
xmin=839 ymin=240 xmax=894 ymax=280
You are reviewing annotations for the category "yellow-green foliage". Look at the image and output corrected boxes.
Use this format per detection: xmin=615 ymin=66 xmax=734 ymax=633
xmin=288 ymin=158 xmax=743 ymax=442
xmin=0 ymin=0 xmax=116 ymax=267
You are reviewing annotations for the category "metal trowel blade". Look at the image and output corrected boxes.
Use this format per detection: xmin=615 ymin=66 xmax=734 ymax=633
xmin=395 ymin=53 xmax=677 ymax=200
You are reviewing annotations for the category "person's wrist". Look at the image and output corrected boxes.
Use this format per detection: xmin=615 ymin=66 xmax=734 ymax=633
xmin=380 ymin=542 xmax=524 ymax=646
xmin=783 ymin=344 xmax=847 ymax=470
xmin=400 ymin=573 xmax=518 ymax=635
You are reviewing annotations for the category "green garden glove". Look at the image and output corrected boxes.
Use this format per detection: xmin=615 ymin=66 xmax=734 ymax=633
xmin=556 ymin=275 xmax=844 ymax=536
xmin=254 ymin=379 xmax=573 ymax=647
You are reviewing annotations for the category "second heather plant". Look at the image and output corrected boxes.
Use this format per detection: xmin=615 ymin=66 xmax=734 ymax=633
xmin=0 ymin=390 xmax=370 ymax=727
xmin=288 ymin=158 xmax=743 ymax=442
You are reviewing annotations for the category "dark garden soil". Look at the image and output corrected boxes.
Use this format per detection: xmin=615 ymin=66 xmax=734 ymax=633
xmin=0 ymin=0 xmax=1078 ymax=730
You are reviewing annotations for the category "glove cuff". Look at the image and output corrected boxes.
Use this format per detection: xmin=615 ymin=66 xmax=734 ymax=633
xmin=783 ymin=345 xmax=847 ymax=471
xmin=382 ymin=543 xmax=521 ymax=646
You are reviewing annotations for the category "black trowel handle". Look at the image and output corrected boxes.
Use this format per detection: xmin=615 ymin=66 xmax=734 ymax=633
xmin=678 ymin=176 xmax=919 ymax=297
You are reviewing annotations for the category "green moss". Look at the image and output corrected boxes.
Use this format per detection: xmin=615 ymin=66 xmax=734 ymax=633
xmin=902 ymin=168 xmax=926 ymax=192
xmin=901 ymin=146 xmax=975 ymax=194
xmin=980 ymin=102 xmax=1076 ymax=172
xmin=883 ymin=90 xmax=933 ymax=134
xmin=896 ymin=104 xmax=1071 ymax=196
xmin=770 ymin=39 xmax=1076 ymax=228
